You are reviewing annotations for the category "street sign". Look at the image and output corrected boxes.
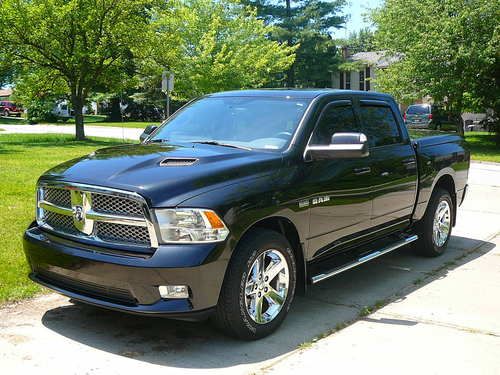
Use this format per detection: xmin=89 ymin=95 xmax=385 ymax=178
xmin=161 ymin=71 xmax=174 ymax=93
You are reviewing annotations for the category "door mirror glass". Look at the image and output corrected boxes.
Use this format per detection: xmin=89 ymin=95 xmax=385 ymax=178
xmin=306 ymin=132 xmax=369 ymax=160
xmin=140 ymin=125 xmax=158 ymax=142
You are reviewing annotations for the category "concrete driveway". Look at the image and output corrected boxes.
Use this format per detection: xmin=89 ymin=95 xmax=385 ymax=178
xmin=0 ymin=124 xmax=143 ymax=140
xmin=1 ymin=162 xmax=499 ymax=375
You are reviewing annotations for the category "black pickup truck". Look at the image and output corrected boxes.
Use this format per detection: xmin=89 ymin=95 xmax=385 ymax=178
xmin=24 ymin=89 xmax=469 ymax=340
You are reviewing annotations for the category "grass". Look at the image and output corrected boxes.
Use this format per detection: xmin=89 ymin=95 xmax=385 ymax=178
xmin=463 ymin=131 xmax=500 ymax=163
xmin=0 ymin=133 xmax=130 ymax=303
xmin=0 ymin=116 xmax=29 ymax=125
xmin=409 ymin=130 xmax=499 ymax=163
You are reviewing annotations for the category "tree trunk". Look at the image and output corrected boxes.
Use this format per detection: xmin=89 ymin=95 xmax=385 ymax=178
xmin=109 ymin=97 xmax=122 ymax=122
xmin=285 ymin=0 xmax=294 ymax=87
xmin=72 ymin=95 xmax=86 ymax=141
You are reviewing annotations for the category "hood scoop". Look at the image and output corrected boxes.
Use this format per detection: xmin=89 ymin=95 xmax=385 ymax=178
xmin=160 ymin=157 xmax=198 ymax=167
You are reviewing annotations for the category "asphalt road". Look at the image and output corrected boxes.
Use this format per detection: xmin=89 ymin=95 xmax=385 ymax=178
xmin=1 ymin=162 xmax=499 ymax=375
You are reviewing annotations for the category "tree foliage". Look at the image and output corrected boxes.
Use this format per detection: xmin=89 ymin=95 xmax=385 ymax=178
xmin=242 ymin=0 xmax=347 ymax=87
xmin=141 ymin=0 xmax=296 ymax=100
xmin=340 ymin=28 xmax=376 ymax=54
xmin=0 ymin=0 xmax=154 ymax=139
xmin=372 ymin=0 xmax=499 ymax=135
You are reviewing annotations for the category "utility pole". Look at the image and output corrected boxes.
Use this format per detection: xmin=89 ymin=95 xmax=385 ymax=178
xmin=161 ymin=70 xmax=174 ymax=119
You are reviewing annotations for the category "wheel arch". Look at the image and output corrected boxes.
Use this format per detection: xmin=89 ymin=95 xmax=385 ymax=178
xmin=430 ymin=173 xmax=457 ymax=226
xmin=237 ymin=216 xmax=307 ymax=295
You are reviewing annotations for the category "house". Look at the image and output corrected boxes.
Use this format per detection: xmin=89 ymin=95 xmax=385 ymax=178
xmin=332 ymin=50 xmax=401 ymax=92
xmin=0 ymin=87 xmax=13 ymax=100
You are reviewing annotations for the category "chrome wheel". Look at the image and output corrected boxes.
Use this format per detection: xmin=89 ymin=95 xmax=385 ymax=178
xmin=433 ymin=200 xmax=451 ymax=247
xmin=245 ymin=249 xmax=289 ymax=324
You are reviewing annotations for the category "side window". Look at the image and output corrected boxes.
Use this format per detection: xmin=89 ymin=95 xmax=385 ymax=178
xmin=310 ymin=104 xmax=357 ymax=145
xmin=359 ymin=105 xmax=401 ymax=147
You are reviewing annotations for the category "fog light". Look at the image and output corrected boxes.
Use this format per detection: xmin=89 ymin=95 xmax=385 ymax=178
xmin=158 ymin=285 xmax=189 ymax=299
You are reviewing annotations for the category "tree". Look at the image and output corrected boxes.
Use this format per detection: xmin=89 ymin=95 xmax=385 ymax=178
xmin=242 ymin=0 xmax=347 ymax=87
xmin=140 ymin=0 xmax=297 ymax=100
xmin=371 ymin=0 xmax=499 ymax=136
xmin=12 ymin=68 xmax=67 ymax=123
xmin=340 ymin=28 xmax=376 ymax=54
xmin=0 ymin=0 xmax=154 ymax=140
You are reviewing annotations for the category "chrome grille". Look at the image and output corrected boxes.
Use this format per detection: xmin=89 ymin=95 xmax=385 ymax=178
xmin=44 ymin=188 xmax=71 ymax=208
xmin=91 ymin=193 xmax=143 ymax=217
xmin=96 ymin=222 xmax=150 ymax=245
xmin=37 ymin=183 xmax=158 ymax=249
xmin=44 ymin=211 xmax=77 ymax=233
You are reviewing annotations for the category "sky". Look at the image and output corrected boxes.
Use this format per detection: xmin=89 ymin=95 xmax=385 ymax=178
xmin=333 ymin=0 xmax=384 ymax=39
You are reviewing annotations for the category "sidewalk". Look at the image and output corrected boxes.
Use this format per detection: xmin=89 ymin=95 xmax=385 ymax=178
xmin=264 ymin=235 xmax=500 ymax=375
xmin=0 ymin=124 xmax=142 ymax=140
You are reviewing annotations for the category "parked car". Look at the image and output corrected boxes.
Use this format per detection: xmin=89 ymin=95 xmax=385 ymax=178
xmin=24 ymin=89 xmax=469 ymax=340
xmin=404 ymin=104 xmax=461 ymax=130
xmin=0 ymin=100 xmax=23 ymax=117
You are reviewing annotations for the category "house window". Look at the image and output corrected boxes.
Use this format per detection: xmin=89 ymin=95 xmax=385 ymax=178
xmin=359 ymin=70 xmax=365 ymax=91
xmin=345 ymin=72 xmax=351 ymax=90
xmin=365 ymin=67 xmax=371 ymax=91
xmin=340 ymin=71 xmax=345 ymax=89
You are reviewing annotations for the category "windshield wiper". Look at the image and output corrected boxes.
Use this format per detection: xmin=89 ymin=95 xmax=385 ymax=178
xmin=191 ymin=140 xmax=252 ymax=151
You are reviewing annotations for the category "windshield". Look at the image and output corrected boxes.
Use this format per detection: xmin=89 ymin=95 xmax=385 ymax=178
xmin=151 ymin=96 xmax=311 ymax=151
xmin=407 ymin=105 xmax=430 ymax=115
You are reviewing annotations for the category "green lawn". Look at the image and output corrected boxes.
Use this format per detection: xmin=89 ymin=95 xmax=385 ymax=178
xmin=0 ymin=133 xmax=130 ymax=303
xmin=464 ymin=131 xmax=500 ymax=163
xmin=0 ymin=116 xmax=29 ymax=125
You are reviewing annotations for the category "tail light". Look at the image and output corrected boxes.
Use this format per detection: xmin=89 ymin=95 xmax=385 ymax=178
xmin=428 ymin=114 xmax=433 ymax=119
xmin=403 ymin=113 xmax=406 ymax=121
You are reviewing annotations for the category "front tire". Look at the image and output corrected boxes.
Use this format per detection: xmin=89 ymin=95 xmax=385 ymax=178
xmin=214 ymin=229 xmax=296 ymax=340
xmin=415 ymin=188 xmax=453 ymax=257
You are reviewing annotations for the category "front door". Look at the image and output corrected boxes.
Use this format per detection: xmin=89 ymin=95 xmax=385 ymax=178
xmin=303 ymin=100 xmax=375 ymax=258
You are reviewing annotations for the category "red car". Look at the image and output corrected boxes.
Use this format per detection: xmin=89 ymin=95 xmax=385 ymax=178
xmin=0 ymin=101 xmax=23 ymax=117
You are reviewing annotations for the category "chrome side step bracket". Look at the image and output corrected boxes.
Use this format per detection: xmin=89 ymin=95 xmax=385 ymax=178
xmin=310 ymin=234 xmax=419 ymax=284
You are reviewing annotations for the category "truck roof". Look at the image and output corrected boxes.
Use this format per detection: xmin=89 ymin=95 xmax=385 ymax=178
xmin=208 ymin=89 xmax=394 ymax=100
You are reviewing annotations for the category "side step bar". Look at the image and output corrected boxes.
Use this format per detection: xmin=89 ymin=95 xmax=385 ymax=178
xmin=311 ymin=234 xmax=419 ymax=284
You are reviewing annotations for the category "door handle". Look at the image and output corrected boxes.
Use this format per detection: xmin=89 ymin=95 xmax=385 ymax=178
xmin=353 ymin=167 xmax=371 ymax=175
xmin=402 ymin=158 xmax=416 ymax=165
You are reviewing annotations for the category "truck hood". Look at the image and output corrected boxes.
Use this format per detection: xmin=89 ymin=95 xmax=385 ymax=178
xmin=40 ymin=142 xmax=283 ymax=207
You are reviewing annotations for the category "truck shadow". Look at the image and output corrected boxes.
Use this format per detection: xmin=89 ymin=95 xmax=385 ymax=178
xmin=41 ymin=234 xmax=495 ymax=370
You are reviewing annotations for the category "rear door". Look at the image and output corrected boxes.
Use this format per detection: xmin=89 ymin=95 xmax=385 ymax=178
xmin=357 ymin=100 xmax=418 ymax=228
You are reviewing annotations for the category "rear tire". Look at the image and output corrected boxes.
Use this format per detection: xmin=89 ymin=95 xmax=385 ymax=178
xmin=414 ymin=188 xmax=453 ymax=257
xmin=213 ymin=229 xmax=296 ymax=340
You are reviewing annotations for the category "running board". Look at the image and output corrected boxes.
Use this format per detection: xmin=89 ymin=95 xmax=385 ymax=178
xmin=310 ymin=234 xmax=419 ymax=284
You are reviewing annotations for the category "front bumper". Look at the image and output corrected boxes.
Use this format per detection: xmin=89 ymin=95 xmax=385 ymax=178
xmin=24 ymin=226 xmax=228 ymax=320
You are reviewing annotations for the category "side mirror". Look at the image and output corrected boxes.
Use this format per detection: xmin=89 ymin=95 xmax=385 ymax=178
xmin=306 ymin=132 xmax=369 ymax=160
xmin=140 ymin=125 xmax=158 ymax=143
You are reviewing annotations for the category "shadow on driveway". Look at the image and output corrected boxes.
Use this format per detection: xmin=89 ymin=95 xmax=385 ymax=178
xmin=40 ymin=235 xmax=495 ymax=370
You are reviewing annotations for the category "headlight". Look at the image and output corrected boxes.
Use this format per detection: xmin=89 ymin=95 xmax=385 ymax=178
xmin=154 ymin=208 xmax=229 ymax=243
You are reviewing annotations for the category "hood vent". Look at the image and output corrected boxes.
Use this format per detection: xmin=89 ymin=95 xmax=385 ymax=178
xmin=160 ymin=158 xmax=198 ymax=167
